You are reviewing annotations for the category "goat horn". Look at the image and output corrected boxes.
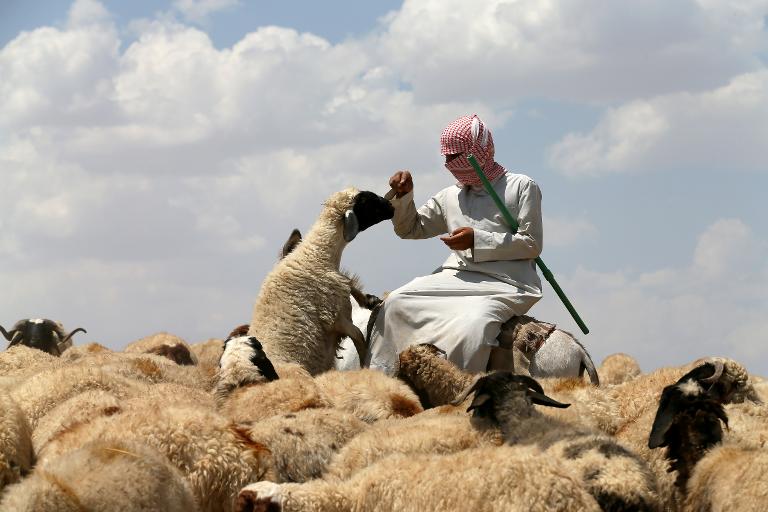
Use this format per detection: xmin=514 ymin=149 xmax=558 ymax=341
xmin=7 ymin=330 xmax=22 ymax=346
xmin=700 ymin=360 xmax=724 ymax=385
xmin=61 ymin=327 xmax=87 ymax=344
xmin=0 ymin=325 xmax=13 ymax=341
xmin=510 ymin=374 xmax=545 ymax=395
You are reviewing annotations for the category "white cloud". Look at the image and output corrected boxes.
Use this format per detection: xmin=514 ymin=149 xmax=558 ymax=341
xmin=532 ymin=218 xmax=768 ymax=375
xmin=549 ymin=70 xmax=768 ymax=175
xmin=378 ymin=0 xmax=768 ymax=103
xmin=1 ymin=0 xmax=765 ymax=373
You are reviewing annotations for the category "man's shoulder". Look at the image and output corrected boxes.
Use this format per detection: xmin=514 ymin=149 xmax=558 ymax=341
xmin=501 ymin=171 xmax=539 ymax=190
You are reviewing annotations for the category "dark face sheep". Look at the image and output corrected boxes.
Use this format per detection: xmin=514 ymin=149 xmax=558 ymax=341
xmin=343 ymin=191 xmax=395 ymax=242
xmin=648 ymin=360 xmax=732 ymax=490
xmin=1 ymin=319 xmax=86 ymax=356
xmin=453 ymin=371 xmax=570 ymax=420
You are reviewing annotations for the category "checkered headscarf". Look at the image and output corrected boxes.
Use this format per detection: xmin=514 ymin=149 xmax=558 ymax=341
xmin=440 ymin=114 xmax=505 ymax=186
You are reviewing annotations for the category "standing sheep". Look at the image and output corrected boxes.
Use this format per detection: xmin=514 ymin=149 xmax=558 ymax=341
xmin=248 ymin=188 xmax=394 ymax=375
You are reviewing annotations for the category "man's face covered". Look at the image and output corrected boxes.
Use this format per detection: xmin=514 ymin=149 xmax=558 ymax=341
xmin=440 ymin=114 xmax=505 ymax=186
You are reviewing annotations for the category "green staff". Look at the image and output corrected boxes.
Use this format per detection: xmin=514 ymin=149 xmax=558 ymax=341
xmin=467 ymin=154 xmax=589 ymax=335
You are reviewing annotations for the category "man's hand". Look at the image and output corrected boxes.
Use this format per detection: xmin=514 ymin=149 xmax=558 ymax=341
xmin=440 ymin=227 xmax=474 ymax=251
xmin=389 ymin=171 xmax=413 ymax=198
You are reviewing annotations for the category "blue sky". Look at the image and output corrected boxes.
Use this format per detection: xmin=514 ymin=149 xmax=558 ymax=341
xmin=1 ymin=0 xmax=767 ymax=374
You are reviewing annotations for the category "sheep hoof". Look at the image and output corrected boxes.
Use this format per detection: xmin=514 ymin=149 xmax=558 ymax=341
xmin=237 ymin=482 xmax=282 ymax=512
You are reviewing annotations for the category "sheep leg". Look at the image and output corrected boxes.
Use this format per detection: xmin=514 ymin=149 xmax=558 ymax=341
xmin=334 ymin=318 xmax=367 ymax=363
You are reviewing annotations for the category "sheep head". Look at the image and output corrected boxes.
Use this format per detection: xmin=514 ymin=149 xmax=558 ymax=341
xmin=452 ymin=371 xmax=570 ymax=421
xmin=324 ymin=188 xmax=394 ymax=242
xmin=215 ymin=334 xmax=280 ymax=403
xmin=1 ymin=318 xmax=86 ymax=356
xmin=647 ymin=359 xmax=740 ymax=491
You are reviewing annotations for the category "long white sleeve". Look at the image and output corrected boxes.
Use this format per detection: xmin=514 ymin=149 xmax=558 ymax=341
xmin=391 ymin=190 xmax=449 ymax=240
xmin=472 ymin=178 xmax=543 ymax=262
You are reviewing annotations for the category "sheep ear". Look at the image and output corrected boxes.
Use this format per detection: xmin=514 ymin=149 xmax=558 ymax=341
xmin=648 ymin=389 xmax=676 ymax=449
xmin=466 ymin=393 xmax=491 ymax=412
xmin=343 ymin=210 xmax=359 ymax=242
xmin=527 ymin=391 xmax=570 ymax=409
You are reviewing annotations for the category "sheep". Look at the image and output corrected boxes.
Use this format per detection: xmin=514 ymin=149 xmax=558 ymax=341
xmin=647 ymin=359 xmax=753 ymax=490
xmin=73 ymin=350 xmax=214 ymax=391
xmin=395 ymin=343 xmax=477 ymax=408
xmin=0 ymin=391 xmax=32 ymax=494
xmin=190 ymin=337 xmax=225 ymax=381
xmin=237 ymin=445 xmax=602 ymax=512
xmin=9 ymin=364 xmax=146 ymax=431
xmin=214 ymin=334 xmax=280 ymax=402
xmin=275 ymin=227 xmax=385 ymax=372
xmin=248 ymin=188 xmax=394 ymax=375
xmin=1 ymin=319 xmax=86 ymax=356
xmin=214 ymin=334 xmax=330 ymax=425
xmin=58 ymin=341 xmax=112 ymax=362
xmin=314 ymin=369 xmax=422 ymax=423
xmin=38 ymin=393 xmax=367 ymax=510
xmin=125 ymin=331 xmax=198 ymax=366
xmin=457 ymin=371 xmax=662 ymax=511
xmin=323 ymin=407 xmax=503 ymax=481
xmin=643 ymin=359 xmax=768 ymax=510
xmin=241 ymin=408 xmax=369 ymax=483
xmin=0 ymin=439 xmax=199 ymax=512
xmin=682 ymin=442 xmax=768 ymax=512
xmin=599 ymin=353 xmax=642 ymax=385
xmin=38 ymin=401 xmax=271 ymax=512
xmin=496 ymin=315 xmax=599 ymax=384
xmin=32 ymin=382 xmax=215 ymax=456
xmin=0 ymin=345 xmax=65 ymax=385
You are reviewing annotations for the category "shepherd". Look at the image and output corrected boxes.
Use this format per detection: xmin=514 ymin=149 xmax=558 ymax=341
xmin=365 ymin=114 xmax=544 ymax=374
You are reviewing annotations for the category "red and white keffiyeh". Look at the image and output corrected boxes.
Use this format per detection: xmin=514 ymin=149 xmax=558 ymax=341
xmin=440 ymin=114 xmax=505 ymax=186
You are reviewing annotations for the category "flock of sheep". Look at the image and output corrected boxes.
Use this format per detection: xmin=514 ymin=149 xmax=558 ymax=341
xmin=1 ymin=187 xmax=767 ymax=511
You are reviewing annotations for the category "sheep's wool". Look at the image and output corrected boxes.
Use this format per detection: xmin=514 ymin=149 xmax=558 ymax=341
xmin=440 ymin=114 xmax=505 ymax=186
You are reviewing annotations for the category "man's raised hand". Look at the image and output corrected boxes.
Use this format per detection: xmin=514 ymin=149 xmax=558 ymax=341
xmin=389 ymin=170 xmax=413 ymax=198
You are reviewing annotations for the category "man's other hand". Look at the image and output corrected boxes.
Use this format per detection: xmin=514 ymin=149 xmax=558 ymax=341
xmin=440 ymin=227 xmax=474 ymax=251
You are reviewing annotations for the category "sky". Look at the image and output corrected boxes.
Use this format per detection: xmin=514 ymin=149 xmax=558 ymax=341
xmin=1 ymin=0 xmax=767 ymax=375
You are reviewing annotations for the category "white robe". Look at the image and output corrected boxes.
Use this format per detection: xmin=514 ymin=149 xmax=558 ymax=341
xmin=365 ymin=171 xmax=544 ymax=374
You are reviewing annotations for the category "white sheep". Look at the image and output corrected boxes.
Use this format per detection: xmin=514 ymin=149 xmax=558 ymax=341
xmin=275 ymin=227 xmax=383 ymax=373
xmin=323 ymin=408 xmax=503 ymax=481
xmin=0 ymin=439 xmax=199 ymax=512
xmin=38 ymin=401 xmax=271 ymax=512
xmin=248 ymin=188 xmax=394 ymax=375
xmin=237 ymin=445 xmax=602 ymax=512
xmin=314 ymin=369 xmax=423 ymax=423
xmin=0 ymin=391 xmax=32 ymax=494
xmin=242 ymin=408 xmax=369 ymax=483
xmin=599 ymin=353 xmax=642 ymax=385
xmin=124 ymin=331 xmax=198 ymax=366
